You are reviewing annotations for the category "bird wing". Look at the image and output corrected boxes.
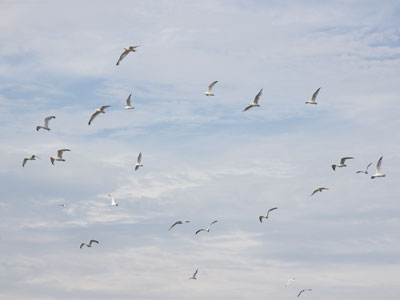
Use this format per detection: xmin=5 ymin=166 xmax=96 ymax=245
xmin=310 ymin=189 xmax=318 ymax=196
xmin=44 ymin=116 xmax=55 ymax=127
xmin=108 ymin=195 xmax=116 ymax=205
xmin=126 ymin=94 xmax=132 ymax=106
xmin=100 ymin=105 xmax=110 ymax=111
xmin=168 ymin=221 xmax=180 ymax=231
xmin=210 ymin=220 xmax=218 ymax=226
xmin=57 ymin=149 xmax=70 ymax=158
xmin=340 ymin=157 xmax=354 ymax=164
xmin=89 ymin=240 xmax=99 ymax=246
xmin=253 ymin=88 xmax=263 ymax=104
xmin=80 ymin=243 xmax=86 ymax=249
xmin=242 ymin=104 xmax=253 ymax=112
xmin=116 ymin=49 xmax=129 ymax=65
xmin=266 ymin=207 xmax=278 ymax=218
xmin=22 ymin=158 xmax=28 ymax=167
xmin=207 ymin=81 xmax=218 ymax=93
xmin=366 ymin=162 xmax=372 ymax=171
xmin=88 ymin=111 xmax=101 ymax=125
xmin=137 ymin=152 xmax=142 ymax=163
xmin=297 ymin=290 xmax=304 ymax=297
xmin=311 ymin=88 xmax=320 ymax=101
xmin=376 ymin=156 xmax=383 ymax=173
xmin=195 ymin=229 xmax=205 ymax=234
xmin=259 ymin=216 xmax=263 ymax=223
xmin=193 ymin=269 xmax=198 ymax=277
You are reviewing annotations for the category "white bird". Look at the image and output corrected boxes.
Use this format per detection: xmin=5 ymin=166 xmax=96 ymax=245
xmin=58 ymin=204 xmax=67 ymax=208
xmin=305 ymin=87 xmax=320 ymax=105
xmin=88 ymin=105 xmax=110 ymax=125
xmin=356 ymin=162 xmax=372 ymax=174
xmin=332 ymin=157 xmax=354 ymax=171
xmin=50 ymin=149 xmax=71 ymax=165
xmin=135 ymin=152 xmax=143 ymax=171
xmin=297 ymin=289 xmax=312 ymax=297
xmin=371 ymin=156 xmax=385 ymax=179
xmin=80 ymin=240 xmax=99 ymax=249
xmin=188 ymin=269 xmax=198 ymax=280
xmin=108 ymin=194 xmax=118 ymax=207
xmin=116 ymin=45 xmax=139 ymax=66
xmin=36 ymin=116 xmax=56 ymax=131
xmin=310 ymin=187 xmax=329 ymax=196
xmin=124 ymin=94 xmax=134 ymax=110
xmin=22 ymin=155 xmax=40 ymax=167
xmin=243 ymin=88 xmax=263 ymax=112
xmin=259 ymin=207 xmax=278 ymax=223
xmin=195 ymin=220 xmax=218 ymax=234
xmin=168 ymin=220 xmax=190 ymax=231
xmin=286 ymin=278 xmax=296 ymax=287
xmin=204 ymin=81 xmax=218 ymax=96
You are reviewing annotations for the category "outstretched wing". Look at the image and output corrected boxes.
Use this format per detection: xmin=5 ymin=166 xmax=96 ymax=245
xmin=168 ymin=221 xmax=180 ymax=231
xmin=57 ymin=149 xmax=70 ymax=158
xmin=366 ymin=162 xmax=372 ymax=171
xmin=22 ymin=158 xmax=28 ymax=167
xmin=311 ymin=87 xmax=320 ymax=101
xmin=80 ymin=243 xmax=86 ymax=249
xmin=310 ymin=189 xmax=318 ymax=196
xmin=297 ymin=290 xmax=304 ymax=297
xmin=100 ymin=105 xmax=110 ymax=111
xmin=116 ymin=49 xmax=129 ymax=65
xmin=376 ymin=156 xmax=383 ymax=173
xmin=253 ymin=88 xmax=263 ymax=104
xmin=88 ymin=111 xmax=100 ymax=125
xmin=266 ymin=207 xmax=278 ymax=218
xmin=207 ymin=81 xmax=218 ymax=93
xmin=89 ymin=240 xmax=99 ymax=246
xmin=195 ymin=229 xmax=205 ymax=234
xmin=210 ymin=220 xmax=218 ymax=227
xmin=193 ymin=269 xmax=198 ymax=277
xmin=340 ymin=157 xmax=354 ymax=164
xmin=126 ymin=94 xmax=132 ymax=106
xmin=259 ymin=216 xmax=264 ymax=223
xmin=242 ymin=104 xmax=253 ymax=112
xmin=44 ymin=116 xmax=56 ymax=127
xmin=137 ymin=152 xmax=142 ymax=163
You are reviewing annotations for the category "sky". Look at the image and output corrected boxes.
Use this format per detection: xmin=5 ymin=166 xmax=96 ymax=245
xmin=1 ymin=0 xmax=400 ymax=299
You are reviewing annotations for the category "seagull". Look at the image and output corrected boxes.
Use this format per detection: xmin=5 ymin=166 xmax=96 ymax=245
xmin=50 ymin=149 xmax=70 ymax=165
xmin=297 ymin=289 xmax=312 ymax=297
xmin=371 ymin=156 xmax=385 ymax=179
xmin=332 ymin=157 xmax=354 ymax=171
xmin=135 ymin=152 xmax=143 ymax=171
xmin=259 ymin=207 xmax=278 ymax=223
xmin=80 ymin=240 xmax=99 ymax=249
xmin=116 ymin=45 xmax=139 ymax=66
xmin=58 ymin=204 xmax=67 ymax=208
xmin=195 ymin=220 xmax=218 ymax=234
xmin=108 ymin=194 xmax=118 ymax=207
xmin=124 ymin=94 xmax=134 ymax=110
xmin=204 ymin=81 xmax=218 ymax=96
xmin=168 ymin=220 xmax=190 ymax=231
xmin=36 ymin=116 xmax=56 ymax=131
xmin=286 ymin=278 xmax=296 ymax=287
xmin=243 ymin=88 xmax=263 ymax=112
xmin=188 ymin=269 xmax=198 ymax=280
xmin=88 ymin=105 xmax=110 ymax=125
xmin=22 ymin=155 xmax=40 ymax=167
xmin=305 ymin=87 xmax=320 ymax=105
xmin=310 ymin=187 xmax=329 ymax=196
xmin=356 ymin=162 xmax=372 ymax=174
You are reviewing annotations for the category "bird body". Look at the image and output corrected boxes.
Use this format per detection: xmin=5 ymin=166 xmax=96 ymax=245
xmin=168 ymin=220 xmax=190 ymax=231
xmin=332 ymin=157 xmax=354 ymax=171
xmin=36 ymin=116 xmax=56 ymax=131
xmin=80 ymin=240 xmax=99 ymax=249
xmin=108 ymin=194 xmax=118 ymax=206
xmin=305 ymin=87 xmax=320 ymax=104
xmin=259 ymin=207 xmax=278 ymax=223
xmin=311 ymin=187 xmax=329 ymax=196
xmin=135 ymin=152 xmax=143 ymax=171
xmin=116 ymin=45 xmax=139 ymax=66
xmin=124 ymin=94 xmax=134 ymax=110
xmin=22 ymin=155 xmax=40 ymax=167
xmin=88 ymin=105 xmax=110 ymax=125
xmin=286 ymin=278 xmax=296 ymax=287
xmin=50 ymin=149 xmax=70 ymax=165
xmin=371 ymin=156 xmax=385 ymax=179
xmin=356 ymin=162 xmax=372 ymax=174
xmin=243 ymin=88 xmax=263 ymax=112
xmin=204 ymin=81 xmax=218 ymax=96
xmin=195 ymin=220 xmax=218 ymax=234
xmin=188 ymin=269 xmax=198 ymax=280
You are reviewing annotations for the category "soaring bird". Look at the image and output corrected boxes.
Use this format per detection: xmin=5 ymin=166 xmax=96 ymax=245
xmin=371 ymin=156 xmax=385 ymax=179
xmin=124 ymin=94 xmax=134 ymax=110
xmin=36 ymin=116 xmax=56 ymax=131
xmin=305 ymin=87 xmax=320 ymax=105
xmin=195 ymin=220 xmax=218 ymax=234
xmin=310 ymin=187 xmax=329 ymax=196
xmin=168 ymin=220 xmax=190 ymax=231
xmin=259 ymin=207 xmax=278 ymax=223
xmin=22 ymin=155 xmax=40 ymax=167
xmin=204 ymin=81 xmax=218 ymax=96
xmin=88 ymin=105 xmax=110 ymax=125
xmin=116 ymin=45 xmax=139 ymax=66
xmin=286 ymin=278 xmax=296 ymax=287
xmin=135 ymin=152 xmax=143 ymax=171
xmin=243 ymin=88 xmax=263 ymax=112
xmin=108 ymin=194 xmax=118 ymax=207
xmin=297 ymin=289 xmax=312 ymax=297
xmin=356 ymin=162 xmax=372 ymax=174
xmin=80 ymin=240 xmax=99 ymax=249
xmin=332 ymin=157 xmax=354 ymax=171
xmin=188 ymin=269 xmax=198 ymax=280
xmin=50 ymin=149 xmax=70 ymax=165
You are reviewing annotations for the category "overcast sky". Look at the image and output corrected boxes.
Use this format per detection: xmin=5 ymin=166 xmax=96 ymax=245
xmin=1 ymin=0 xmax=400 ymax=299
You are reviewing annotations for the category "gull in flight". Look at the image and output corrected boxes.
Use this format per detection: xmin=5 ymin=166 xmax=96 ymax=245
xmin=259 ymin=207 xmax=278 ymax=223
xmin=88 ymin=105 xmax=110 ymax=125
xmin=50 ymin=149 xmax=71 ymax=165
xmin=204 ymin=81 xmax=218 ymax=96
xmin=311 ymin=187 xmax=329 ymax=196
xmin=188 ymin=269 xmax=198 ymax=280
xmin=22 ymin=155 xmax=40 ymax=167
xmin=332 ymin=157 xmax=354 ymax=171
xmin=195 ymin=220 xmax=218 ymax=234
xmin=371 ymin=156 xmax=385 ymax=179
xmin=356 ymin=162 xmax=372 ymax=174
xmin=286 ymin=278 xmax=296 ymax=287
xmin=168 ymin=220 xmax=190 ymax=231
xmin=80 ymin=240 xmax=99 ymax=249
xmin=297 ymin=289 xmax=312 ymax=297
xmin=116 ymin=45 xmax=139 ymax=66
xmin=124 ymin=94 xmax=134 ymax=110
xmin=58 ymin=204 xmax=67 ymax=208
xmin=36 ymin=116 xmax=56 ymax=131
xmin=135 ymin=152 xmax=143 ymax=171
xmin=243 ymin=88 xmax=263 ymax=112
xmin=108 ymin=194 xmax=118 ymax=207
xmin=305 ymin=87 xmax=320 ymax=105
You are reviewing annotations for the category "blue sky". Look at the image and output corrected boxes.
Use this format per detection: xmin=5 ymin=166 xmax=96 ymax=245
xmin=1 ymin=0 xmax=400 ymax=299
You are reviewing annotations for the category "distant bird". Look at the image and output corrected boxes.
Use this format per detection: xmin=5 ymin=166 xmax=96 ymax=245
xmin=36 ymin=116 xmax=56 ymax=131
xmin=371 ymin=156 xmax=385 ymax=179
xmin=22 ymin=155 xmax=40 ymax=167
xmin=305 ymin=87 xmax=320 ymax=105
xmin=50 ymin=149 xmax=70 ymax=165
xmin=58 ymin=204 xmax=67 ymax=208
xmin=204 ymin=81 xmax=218 ymax=96
xmin=124 ymin=94 xmax=134 ymax=110
xmin=195 ymin=220 xmax=218 ymax=234
xmin=80 ymin=240 xmax=99 ymax=249
xmin=310 ymin=187 xmax=329 ymax=196
xmin=356 ymin=162 xmax=372 ymax=174
xmin=286 ymin=278 xmax=296 ymax=287
xmin=243 ymin=88 xmax=263 ymax=112
xmin=297 ymin=289 xmax=312 ymax=297
xmin=108 ymin=194 xmax=118 ymax=207
xmin=168 ymin=220 xmax=190 ymax=231
xmin=88 ymin=105 xmax=110 ymax=125
xmin=116 ymin=45 xmax=139 ymax=66
xmin=135 ymin=152 xmax=143 ymax=171
xmin=332 ymin=157 xmax=354 ymax=171
xmin=259 ymin=207 xmax=278 ymax=223
xmin=188 ymin=269 xmax=198 ymax=280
